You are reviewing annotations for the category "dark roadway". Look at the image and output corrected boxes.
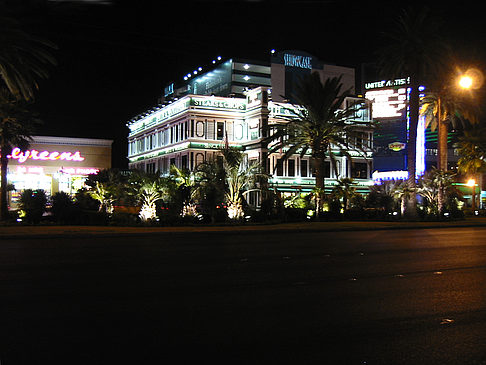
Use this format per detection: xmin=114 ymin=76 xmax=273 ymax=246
xmin=1 ymin=227 xmax=486 ymax=365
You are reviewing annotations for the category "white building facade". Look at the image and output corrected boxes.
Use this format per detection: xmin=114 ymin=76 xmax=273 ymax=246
xmin=127 ymin=86 xmax=374 ymax=195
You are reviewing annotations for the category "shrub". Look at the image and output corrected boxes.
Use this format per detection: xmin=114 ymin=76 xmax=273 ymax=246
xmin=109 ymin=212 xmax=140 ymax=226
xmin=51 ymin=192 xmax=77 ymax=224
xmin=19 ymin=189 xmax=47 ymax=224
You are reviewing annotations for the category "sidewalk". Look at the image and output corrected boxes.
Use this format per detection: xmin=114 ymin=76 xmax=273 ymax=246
xmin=2 ymin=217 xmax=486 ymax=239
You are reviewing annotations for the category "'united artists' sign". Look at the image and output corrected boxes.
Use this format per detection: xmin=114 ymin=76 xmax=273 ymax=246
xmin=7 ymin=147 xmax=85 ymax=163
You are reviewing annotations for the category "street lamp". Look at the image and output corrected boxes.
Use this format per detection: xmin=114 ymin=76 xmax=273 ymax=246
xmin=459 ymin=75 xmax=473 ymax=89
xmin=467 ymin=178 xmax=477 ymax=213
xmin=459 ymin=68 xmax=484 ymax=90
xmin=436 ymin=69 xmax=483 ymax=172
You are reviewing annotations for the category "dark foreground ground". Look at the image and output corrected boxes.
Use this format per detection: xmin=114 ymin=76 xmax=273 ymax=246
xmin=1 ymin=223 xmax=486 ymax=364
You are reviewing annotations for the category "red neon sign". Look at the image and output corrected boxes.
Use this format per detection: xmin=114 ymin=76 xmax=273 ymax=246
xmin=7 ymin=147 xmax=85 ymax=163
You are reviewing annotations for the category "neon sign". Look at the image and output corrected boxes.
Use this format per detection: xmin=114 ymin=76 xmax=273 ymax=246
xmin=283 ymin=54 xmax=312 ymax=69
xmin=372 ymin=170 xmax=409 ymax=182
xmin=364 ymin=77 xmax=410 ymax=90
xmin=60 ymin=167 xmax=99 ymax=175
xmin=16 ymin=166 xmax=44 ymax=174
xmin=388 ymin=142 xmax=406 ymax=151
xmin=8 ymin=147 xmax=85 ymax=163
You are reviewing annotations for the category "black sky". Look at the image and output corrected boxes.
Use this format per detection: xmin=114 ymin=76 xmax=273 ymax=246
xmin=8 ymin=0 xmax=486 ymax=168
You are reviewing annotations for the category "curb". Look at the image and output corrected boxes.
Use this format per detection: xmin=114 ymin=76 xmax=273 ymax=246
xmin=1 ymin=219 xmax=486 ymax=239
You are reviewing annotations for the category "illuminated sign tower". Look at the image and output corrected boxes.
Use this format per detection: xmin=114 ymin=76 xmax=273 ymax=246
xmin=364 ymin=78 xmax=426 ymax=182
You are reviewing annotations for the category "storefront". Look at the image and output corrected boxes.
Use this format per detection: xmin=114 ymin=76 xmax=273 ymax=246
xmin=6 ymin=136 xmax=113 ymax=208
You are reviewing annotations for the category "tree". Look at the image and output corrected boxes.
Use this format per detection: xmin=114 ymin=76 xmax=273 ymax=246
xmin=126 ymin=170 xmax=169 ymax=222
xmin=86 ymin=169 xmax=127 ymax=214
xmin=0 ymin=92 xmax=40 ymax=220
xmin=0 ymin=15 xmax=57 ymax=101
xmin=51 ymin=191 xmax=76 ymax=224
xmin=416 ymin=168 xmax=457 ymax=216
xmin=455 ymin=125 xmax=486 ymax=210
xmin=192 ymin=158 xmax=226 ymax=223
xmin=89 ymin=181 xmax=116 ymax=214
xmin=0 ymin=15 xmax=56 ymax=220
xmin=266 ymin=73 xmax=372 ymax=216
xmin=376 ymin=6 xmax=451 ymax=217
xmin=331 ymin=177 xmax=357 ymax=212
xmin=221 ymin=147 xmax=267 ymax=220
xmin=420 ymin=72 xmax=481 ymax=170
xmin=137 ymin=178 xmax=167 ymax=222
xmin=367 ymin=180 xmax=399 ymax=214
xmin=169 ymin=165 xmax=197 ymax=217
xmin=420 ymin=82 xmax=481 ymax=211
xmin=18 ymin=189 xmax=47 ymax=224
xmin=392 ymin=181 xmax=416 ymax=217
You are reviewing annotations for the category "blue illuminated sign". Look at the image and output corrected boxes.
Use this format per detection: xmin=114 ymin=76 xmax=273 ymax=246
xmin=283 ymin=53 xmax=312 ymax=69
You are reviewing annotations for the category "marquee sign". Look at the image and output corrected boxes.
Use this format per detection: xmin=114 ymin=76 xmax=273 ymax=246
xmin=8 ymin=147 xmax=85 ymax=163
xmin=364 ymin=77 xmax=410 ymax=90
xmin=365 ymin=88 xmax=408 ymax=119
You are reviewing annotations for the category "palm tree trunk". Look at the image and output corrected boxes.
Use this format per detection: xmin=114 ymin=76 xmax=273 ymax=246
xmin=401 ymin=198 xmax=406 ymax=216
xmin=437 ymin=97 xmax=448 ymax=171
xmin=0 ymin=147 xmax=9 ymax=221
xmin=313 ymin=155 xmax=325 ymax=218
xmin=437 ymin=96 xmax=447 ymax=217
xmin=437 ymin=180 xmax=444 ymax=216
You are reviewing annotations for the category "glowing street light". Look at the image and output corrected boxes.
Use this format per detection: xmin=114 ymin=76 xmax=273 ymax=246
xmin=459 ymin=75 xmax=473 ymax=89
xmin=467 ymin=178 xmax=477 ymax=212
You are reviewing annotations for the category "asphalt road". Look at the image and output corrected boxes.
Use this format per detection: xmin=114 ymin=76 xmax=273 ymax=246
xmin=1 ymin=227 xmax=486 ymax=365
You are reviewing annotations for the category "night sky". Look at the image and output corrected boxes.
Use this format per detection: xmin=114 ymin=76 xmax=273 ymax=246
xmin=8 ymin=0 xmax=486 ymax=168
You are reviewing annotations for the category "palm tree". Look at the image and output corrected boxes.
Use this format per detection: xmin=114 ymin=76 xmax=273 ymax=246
xmin=367 ymin=180 xmax=399 ymax=214
xmin=455 ymin=125 xmax=486 ymax=209
xmin=137 ymin=179 xmax=167 ymax=222
xmin=420 ymin=74 xmax=481 ymax=170
xmin=0 ymin=15 xmax=56 ymax=220
xmin=416 ymin=168 xmax=456 ymax=216
xmin=222 ymin=148 xmax=266 ymax=220
xmin=0 ymin=15 xmax=57 ymax=101
xmin=126 ymin=170 xmax=169 ymax=222
xmin=0 ymin=92 xmax=40 ymax=220
xmin=86 ymin=168 xmax=127 ymax=214
xmin=170 ymin=165 xmax=196 ymax=216
xmin=266 ymin=73 xmax=372 ymax=216
xmin=420 ymin=77 xmax=481 ymax=215
xmin=392 ymin=181 xmax=416 ymax=217
xmin=192 ymin=158 xmax=226 ymax=223
xmin=331 ymin=177 xmax=357 ymax=211
xmin=89 ymin=180 xmax=116 ymax=214
xmin=376 ymin=6 xmax=451 ymax=217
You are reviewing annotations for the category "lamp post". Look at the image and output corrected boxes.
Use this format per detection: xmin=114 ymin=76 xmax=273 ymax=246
xmin=437 ymin=72 xmax=479 ymax=172
xmin=467 ymin=178 xmax=477 ymax=212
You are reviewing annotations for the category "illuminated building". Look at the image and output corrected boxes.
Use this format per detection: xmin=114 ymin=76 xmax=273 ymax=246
xmin=363 ymin=77 xmax=427 ymax=183
xmin=7 ymin=136 xmax=113 ymax=207
xmin=127 ymin=50 xmax=374 ymax=199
